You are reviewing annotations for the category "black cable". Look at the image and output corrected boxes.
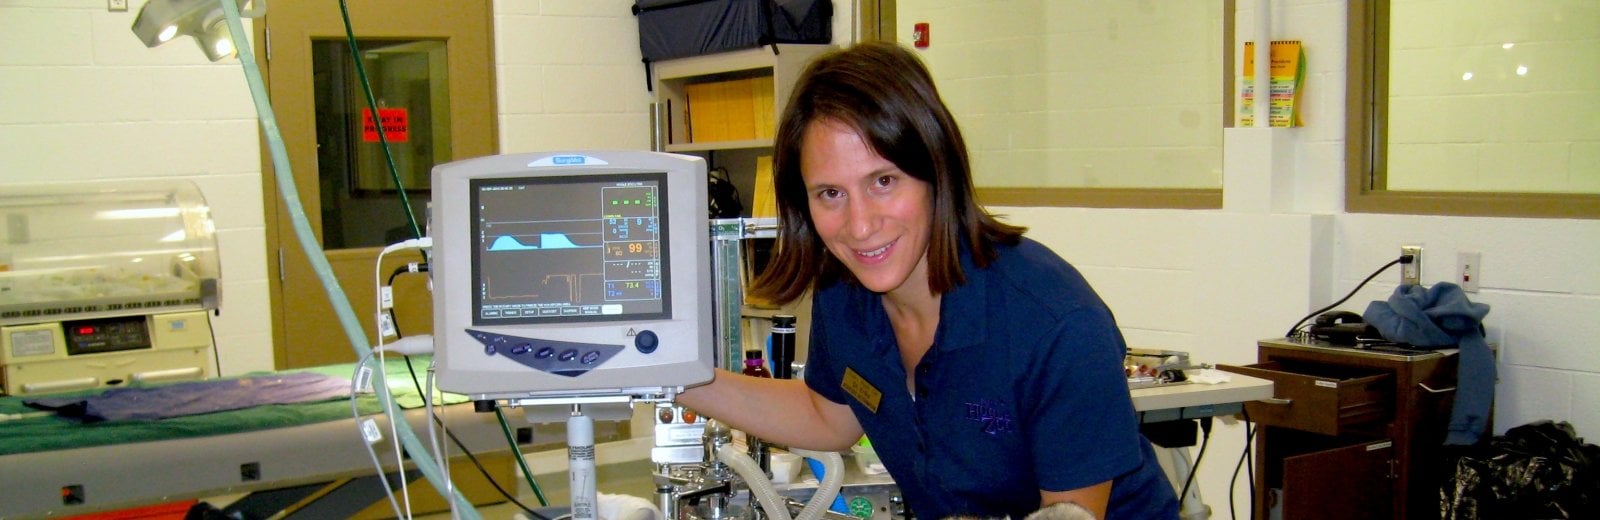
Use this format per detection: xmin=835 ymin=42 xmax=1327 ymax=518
xmin=1283 ymin=255 xmax=1411 ymax=338
xmin=401 ymin=356 xmax=550 ymax=519
xmin=383 ymin=263 xmax=429 ymax=339
xmin=1179 ymin=416 xmax=1213 ymax=505
xmin=495 ymin=406 xmax=552 ymax=507
xmin=388 ymin=262 xmax=429 ymax=286
xmin=1244 ymin=408 xmax=1255 ymax=520
xmin=382 ymin=267 xmax=547 ymax=516
xmin=208 ymin=313 xmax=224 ymax=377
xmin=1230 ymin=420 xmax=1254 ymax=520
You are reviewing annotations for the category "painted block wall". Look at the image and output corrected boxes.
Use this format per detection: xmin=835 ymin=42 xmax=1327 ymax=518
xmin=0 ymin=0 xmax=272 ymax=372
xmin=901 ymin=0 xmax=1600 ymax=511
xmin=495 ymin=0 xmax=656 ymax=153
xmin=906 ymin=0 xmax=1227 ymax=189
xmin=2 ymin=0 xmax=1595 ymax=512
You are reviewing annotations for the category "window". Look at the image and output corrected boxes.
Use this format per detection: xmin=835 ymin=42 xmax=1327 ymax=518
xmin=1347 ymin=0 xmax=1600 ymax=218
xmin=899 ymin=1 xmax=1228 ymax=209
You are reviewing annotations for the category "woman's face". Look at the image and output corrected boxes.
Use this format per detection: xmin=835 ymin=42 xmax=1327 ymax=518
xmin=799 ymin=118 xmax=933 ymax=297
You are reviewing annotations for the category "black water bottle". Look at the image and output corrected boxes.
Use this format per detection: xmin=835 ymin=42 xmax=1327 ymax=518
xmin=770 ymin=314 xmax=796 ymax=379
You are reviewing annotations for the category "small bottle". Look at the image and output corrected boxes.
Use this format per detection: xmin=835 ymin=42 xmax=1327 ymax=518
xmin=740 ymin=350 xmax=773 ymax=475
xmin=742 ymin=349 xmax=772 ymax=378
xmin=770 ymin=314 xmax=796 ymax=379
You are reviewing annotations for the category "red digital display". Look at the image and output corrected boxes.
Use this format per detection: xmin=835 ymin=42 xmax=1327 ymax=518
xmin=77 ymin=326 xmax=96 ymax=336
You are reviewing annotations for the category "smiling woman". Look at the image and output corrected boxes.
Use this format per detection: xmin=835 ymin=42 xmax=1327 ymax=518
xmin=798 ymin=118 xmax=934 ymax=297
xmin=678 ymin=42 xmax=1181 ymax=520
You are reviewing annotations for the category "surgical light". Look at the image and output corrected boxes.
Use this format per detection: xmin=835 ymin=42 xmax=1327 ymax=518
xmin=131 ymin=0 xmax=265 ymax=62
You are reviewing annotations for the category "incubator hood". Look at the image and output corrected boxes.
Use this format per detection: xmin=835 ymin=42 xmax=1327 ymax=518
xmin=0 ymin=180 xmax=220 ymax=325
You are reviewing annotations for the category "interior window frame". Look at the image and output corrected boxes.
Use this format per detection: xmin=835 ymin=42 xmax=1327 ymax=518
xmin=967 ymin=0 xmax=1234 ymax=210
xmin=1345 ymin=1 xmax=1600 ymax=219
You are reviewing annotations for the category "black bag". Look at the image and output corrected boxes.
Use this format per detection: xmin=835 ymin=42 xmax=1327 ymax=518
xmin=1440 ymin=420 xmax=1600 ymax=519
xmin=707 ymin=167 xmax=743 ymax=219
xmin=633 ymin=0 xmax=832 ymax=63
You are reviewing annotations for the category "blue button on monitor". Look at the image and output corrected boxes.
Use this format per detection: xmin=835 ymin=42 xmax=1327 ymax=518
xmin=462 ymin=329 xmax=625 ymax=378
xmin=635 ymin=330 xmax=659 ymax=353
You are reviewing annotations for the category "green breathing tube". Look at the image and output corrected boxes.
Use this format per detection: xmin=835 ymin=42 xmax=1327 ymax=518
xmin=217 ymin=1 xmax=482 ymax=517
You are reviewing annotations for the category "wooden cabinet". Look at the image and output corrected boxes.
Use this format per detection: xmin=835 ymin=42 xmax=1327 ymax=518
xmin=650 ymin=44 xmax=832 ymax=219
xmin=1223 ymin=338 xmax=1460 ymax=519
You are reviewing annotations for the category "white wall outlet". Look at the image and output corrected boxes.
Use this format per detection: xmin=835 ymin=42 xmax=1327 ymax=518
xmin=108 ymin=0 xmax=129 ymax=12
xmin=1458 ymin=251 xmax=1481 ymax=292
xmin=1401 ymin=245 xmax=1423 ymax=286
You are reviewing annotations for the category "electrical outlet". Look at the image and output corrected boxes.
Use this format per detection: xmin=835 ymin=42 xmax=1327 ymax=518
xmin=1458 ymin=251 xmax=1481 ymax=292
xmin=108 ymin=0 xmax=129 ymax=12
xmin=1401 ymin=245 xmax=1423 ymax=286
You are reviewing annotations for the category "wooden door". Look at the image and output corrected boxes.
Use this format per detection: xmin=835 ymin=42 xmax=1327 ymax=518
xmin=1281 ymin=439 xmax=1396 ymax=519
xmin=259 ymin=1 xmax=496 ymax=368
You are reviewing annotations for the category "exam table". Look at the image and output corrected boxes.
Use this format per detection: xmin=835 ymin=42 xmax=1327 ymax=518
xmin=0 ymin=358 xmax=525 ymax=519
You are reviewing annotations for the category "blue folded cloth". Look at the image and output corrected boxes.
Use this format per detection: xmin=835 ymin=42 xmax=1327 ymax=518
xmin=1363 ymin=282 xmax=1493 ymax=445
xmin=25 ymin=372 xmax=350 ymax=423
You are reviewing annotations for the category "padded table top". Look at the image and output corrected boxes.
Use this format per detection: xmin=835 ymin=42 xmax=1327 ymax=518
xmin=0 ymin=355 xmax=463 ymax=456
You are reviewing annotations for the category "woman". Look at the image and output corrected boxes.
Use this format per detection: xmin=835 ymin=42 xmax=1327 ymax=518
xmin=677 ymin=41 xmax=1178 ymax=519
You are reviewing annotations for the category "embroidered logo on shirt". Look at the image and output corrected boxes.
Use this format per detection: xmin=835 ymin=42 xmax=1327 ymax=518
xmin=841 ymin=367 xmax=882 ymax=414
xmin=964 ymin=399 xmax=1015 ymax=435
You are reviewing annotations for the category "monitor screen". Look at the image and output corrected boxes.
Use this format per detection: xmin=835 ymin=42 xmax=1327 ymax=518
xmin=471 ymin=173 xmax=670 ymax=325
xmin=431 ymin=151 xmax=713 ymax=402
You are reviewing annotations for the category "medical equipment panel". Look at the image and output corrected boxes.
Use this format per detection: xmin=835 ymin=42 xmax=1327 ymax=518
xmin=0 ymin=180 xmax=220 ymax=395
xmin=431 ymin=151 xmax=715 ymax=402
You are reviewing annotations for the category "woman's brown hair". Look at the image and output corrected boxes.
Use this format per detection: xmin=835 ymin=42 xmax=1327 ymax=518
xmin=748 ymin=42 xmax=1025 ymax=305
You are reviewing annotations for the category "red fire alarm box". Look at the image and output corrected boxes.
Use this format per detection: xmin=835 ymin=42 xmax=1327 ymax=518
xmin=913 ymin=22 xmax=930 ymax=48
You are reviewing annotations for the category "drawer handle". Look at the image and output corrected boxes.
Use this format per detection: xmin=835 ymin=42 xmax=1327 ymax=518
xmin=1259 ymin=397 xmax=1293 ymax=406
xmin=1418 ymin=383 xmax=1457 ymax=394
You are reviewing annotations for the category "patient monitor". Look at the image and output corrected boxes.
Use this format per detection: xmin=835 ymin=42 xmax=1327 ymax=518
xmin=430 ymin=151 xmax=714 ymax=403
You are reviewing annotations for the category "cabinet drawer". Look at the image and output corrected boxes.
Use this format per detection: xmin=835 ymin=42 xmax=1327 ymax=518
xmin=1219 ymin=361 xmax=1391 ymax=435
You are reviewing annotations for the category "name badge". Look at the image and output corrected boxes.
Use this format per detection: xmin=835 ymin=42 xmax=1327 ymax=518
xmin=841 ymin=367 xmax=882 ymax=414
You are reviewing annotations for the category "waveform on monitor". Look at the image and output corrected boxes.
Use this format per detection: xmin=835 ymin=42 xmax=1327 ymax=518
xmin=488 ymin=233 xmax=597 ymax=251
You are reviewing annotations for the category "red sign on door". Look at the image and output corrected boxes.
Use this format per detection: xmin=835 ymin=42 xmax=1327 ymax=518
xmin=362 ymin=108 xmax=409 ymax=143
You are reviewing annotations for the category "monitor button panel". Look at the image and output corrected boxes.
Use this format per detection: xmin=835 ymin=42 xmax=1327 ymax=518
xmin=465 ymin=329 xmax=624 ymax=377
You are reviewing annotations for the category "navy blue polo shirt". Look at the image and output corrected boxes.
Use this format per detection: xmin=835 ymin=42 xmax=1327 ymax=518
xmin=804 ymin=238 xmax=1178 ymax=519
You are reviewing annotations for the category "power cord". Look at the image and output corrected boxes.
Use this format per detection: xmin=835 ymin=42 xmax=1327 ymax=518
xmin=1229 ymin=409 xmax=1256 ymax=520
xmin=374 ymin=240 xmax=432 ymax=517
xmin=495 ymin=406 xmax=553 ymax=508
xmin=351 ymin=349 xmax=409 ymax=519
xmin=1179 ymin=416 xmax=1214 ymax=506
xmin=399 ymin=356 xmax=553 ymax=518
xmin=384 ymin=262 xmax=429 ymax=339
xmin=1282 ymin=254 xmax=1413 ymax=338
xmin=381 ymin=261 xmax=552 ymax=517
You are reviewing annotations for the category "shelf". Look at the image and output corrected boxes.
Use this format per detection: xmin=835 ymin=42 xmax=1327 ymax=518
xmin=653 ymin=45 xmax=829 ymax=81
xmin=740 ymin=304 xmax=791 ymax=319
xmin=653 ymin=44 xmax=833 ymax=157
xmin=666 ymin=139 xmax=774 ymax=153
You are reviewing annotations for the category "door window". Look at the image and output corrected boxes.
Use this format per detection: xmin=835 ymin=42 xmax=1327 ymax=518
xmin=312 ymin=39 xmax=449 ymax=248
